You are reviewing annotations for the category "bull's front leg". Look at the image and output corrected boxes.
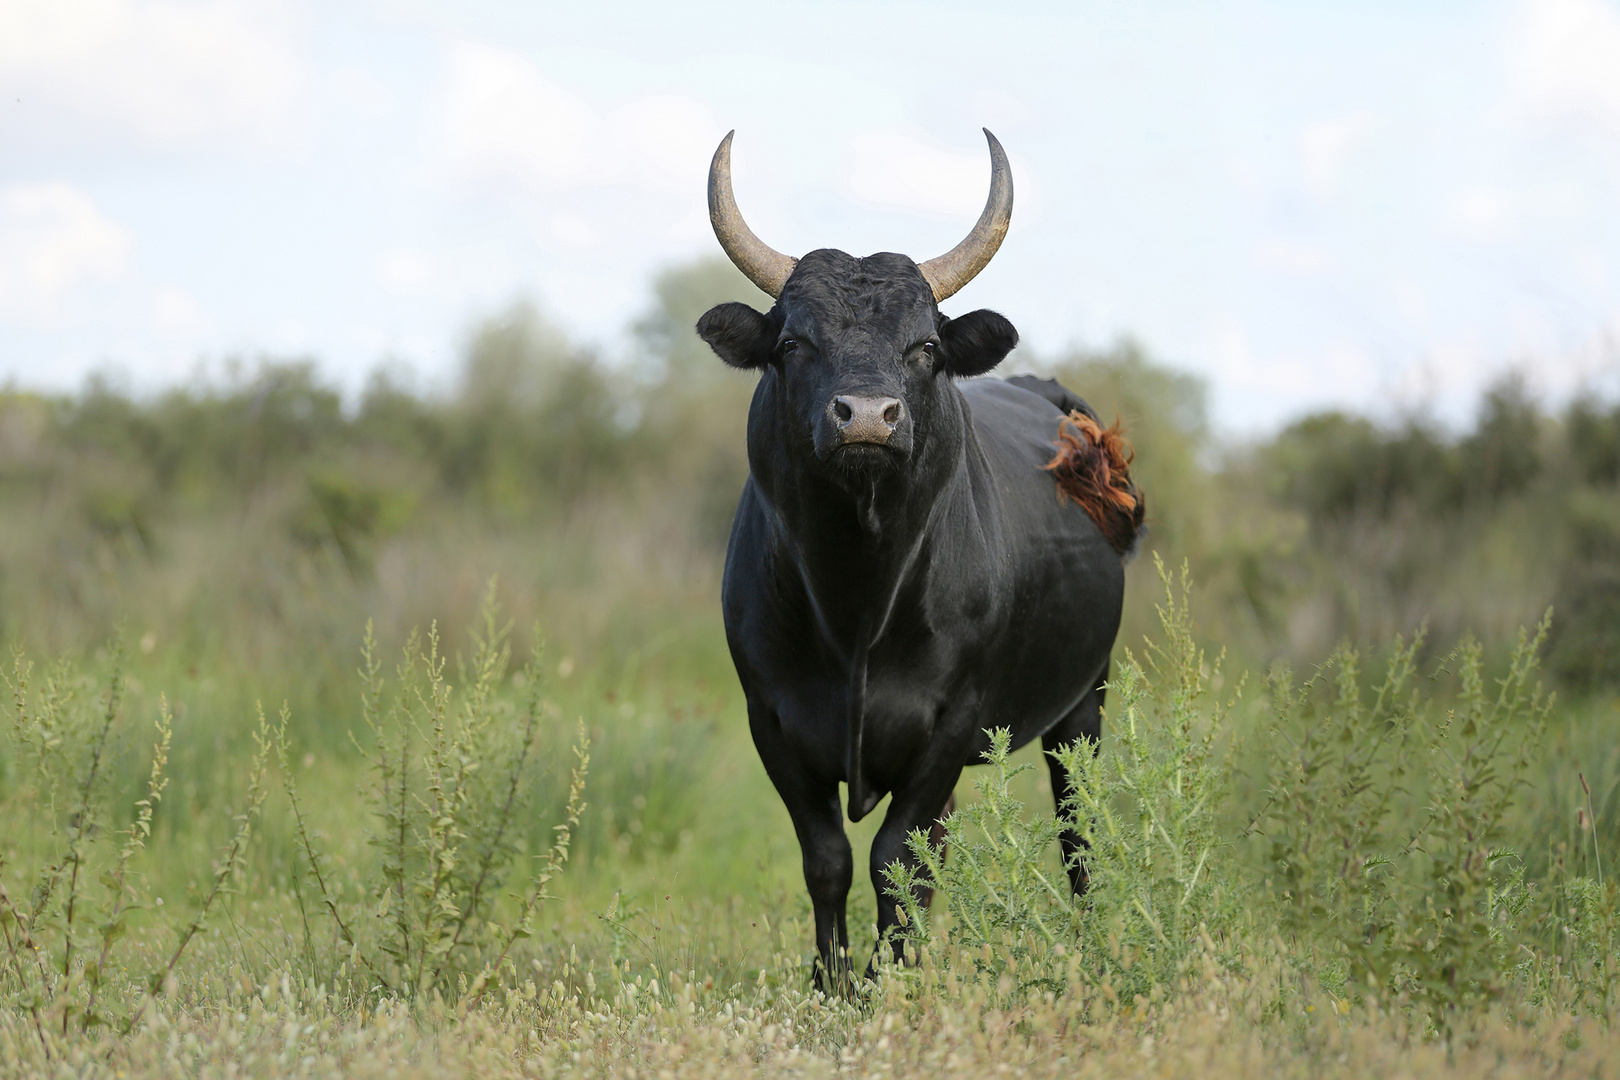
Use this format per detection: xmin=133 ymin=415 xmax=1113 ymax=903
xmin=745 ymin=698 xmax=854 ymax=993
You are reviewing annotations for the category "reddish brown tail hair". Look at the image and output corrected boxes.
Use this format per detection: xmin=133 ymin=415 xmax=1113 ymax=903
xmin=1043 ymin=410 xmax=1145 ymax=555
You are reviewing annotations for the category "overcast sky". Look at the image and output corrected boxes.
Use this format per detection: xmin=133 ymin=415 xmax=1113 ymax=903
xmin=3 ymin=0 xmax=1620 ymax=433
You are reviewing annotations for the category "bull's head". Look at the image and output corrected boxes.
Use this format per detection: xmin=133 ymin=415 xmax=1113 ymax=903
xmin=696 ymin=131 xmax=1019 ymax=486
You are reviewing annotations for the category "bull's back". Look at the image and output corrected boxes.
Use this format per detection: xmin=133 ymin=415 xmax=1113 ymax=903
xmin=958 ymin=377 xmax=1125 ymax=745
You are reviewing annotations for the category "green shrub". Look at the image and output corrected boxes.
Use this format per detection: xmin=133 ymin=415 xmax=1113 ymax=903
xmin=0 ymin=639 xmax=271 ymax=1049
xmin=281 ymin=585 xmax=589 ymax=1006
xmin=1260 ymin=617 xmax=1555 ymax=1032
xmin=887 ymin=559 xmax=1247 ymax=1008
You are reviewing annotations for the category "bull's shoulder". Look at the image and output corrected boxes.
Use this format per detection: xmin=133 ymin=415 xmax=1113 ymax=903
xmin=956 ymin=376 xmax=1071 ymax=466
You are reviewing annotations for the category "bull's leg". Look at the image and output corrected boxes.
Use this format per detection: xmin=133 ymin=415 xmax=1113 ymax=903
xmin=745 ymin=700 xmax=853 ymax=993
xmin=867 ymin=766 xmax=963 ymax=974
xmin=1042 ymin=669 xmax=1106 ymax=895
xmin=920 ymin=792 xmax=955 ymax=910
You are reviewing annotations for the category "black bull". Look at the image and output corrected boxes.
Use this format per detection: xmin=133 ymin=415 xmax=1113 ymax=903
xmin=695 ymin=134 xmax=1143 ymax=986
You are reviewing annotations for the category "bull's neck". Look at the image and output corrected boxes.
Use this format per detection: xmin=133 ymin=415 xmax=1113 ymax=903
xmin=751 ymin=379 xmax=976 ymax=651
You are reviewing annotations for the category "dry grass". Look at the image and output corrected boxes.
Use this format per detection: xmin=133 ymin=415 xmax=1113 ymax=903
xmin=0 ymin=955 xmax=1612 ymax=1079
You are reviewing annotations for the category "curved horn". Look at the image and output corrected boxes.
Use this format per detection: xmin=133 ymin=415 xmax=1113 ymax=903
xmin=918 ymin=129 xmax=1014 ymax=303
xmin=708 ymin=131 xmax=797 ymax=298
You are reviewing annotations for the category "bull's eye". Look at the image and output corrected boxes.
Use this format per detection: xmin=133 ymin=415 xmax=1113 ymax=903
xmin=779 ymin=339 xmax=799 ymax=356
xmin=919 ymin=342 xmax=938 ymax=360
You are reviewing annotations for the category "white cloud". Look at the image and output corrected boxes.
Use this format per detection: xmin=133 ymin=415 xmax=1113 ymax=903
xmin=1448 ymin=188 xmax=1514 ymax=241
xmin=153 ymin=284 xmax=209 ymax=336
xmin=0 ymin=0 xmax=308 ymax=148
xmin=1510 ymin=0 xmax=1620 ymax=132
xmin=329 ymin=65 xmax=394 ymax=120
xmin=0 ymin=184 xmax=133 ymax=326
xmin=434 ymin=41 xmax=720 ymax=201
xmin=546 ymin=213 xmax=599 ymax=249
xmin=437 ymin=43 xmax=592 ymax=190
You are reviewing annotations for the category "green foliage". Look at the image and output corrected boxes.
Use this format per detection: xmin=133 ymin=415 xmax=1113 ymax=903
xmin=887 ymin=560 xmax=1246 ymax=1007
xmin=281 ymin=584 xmax=589 ymax=1004
xmin=1055 ymin=559 xmax=1246 ymax=1003
xmin=1546 ymin=872 xmax=1617 ymax=1017
xmin=1567 ymin=397 xmax=1620 ymax=484
xmin=0 ymin=640 xmax=272 ymax=1050
xmin=884 ymin=728 xmax=1080 ymax=998
xmin=885 ymin=563 xmax=1613 ymax=1040
xmin=1268 ymin=412 xmax=1460 ymax=523
xmin=1548 ymin=492 xmax=1620 ymax=690
xmin=1261 ymin=617 xmax=1556 ymax=1031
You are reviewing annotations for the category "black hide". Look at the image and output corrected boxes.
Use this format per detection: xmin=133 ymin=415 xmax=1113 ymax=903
xmin=699 ymin=249 xmax=1126 ymax=986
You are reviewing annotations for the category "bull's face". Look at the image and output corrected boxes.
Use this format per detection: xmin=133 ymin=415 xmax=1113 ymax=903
xmin=695 ymin=129 xmax=1019 ymax=490
xmin=697 ymin=249 xmax=1017 ymax=481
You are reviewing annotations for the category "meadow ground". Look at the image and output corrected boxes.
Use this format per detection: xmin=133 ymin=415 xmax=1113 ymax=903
xmin=0 ymin=266 xmax=1617 ymax=1074
xmin=0 ymin=555 xmax=1614 ymax=1079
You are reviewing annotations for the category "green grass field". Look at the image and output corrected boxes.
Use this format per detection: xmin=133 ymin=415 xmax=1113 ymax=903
xmin=0 ymin=553 xmax=1613 ymax=1078
xmin=0 ymin=262 xmax=1617 ymax=1075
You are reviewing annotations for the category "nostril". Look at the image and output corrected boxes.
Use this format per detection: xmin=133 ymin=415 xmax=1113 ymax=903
xmin=833 ymin=399 xmax=853 ymax=423
xmin=881 ymin=401 xmax=901 ymax=425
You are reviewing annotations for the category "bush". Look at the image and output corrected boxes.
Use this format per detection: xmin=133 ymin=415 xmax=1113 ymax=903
xmin=886 ymin=564 xmax=1614 ymax=1041
xmin=281 ymin=585 xmax=589 ymax=1006
xmin=887 ymin=559 xmax=1247 ymax=1008
xmin=1261 ymin=619 xmax=1556 ymax=1032
xmin=0 ymin=640 xmax=271 ymax=1048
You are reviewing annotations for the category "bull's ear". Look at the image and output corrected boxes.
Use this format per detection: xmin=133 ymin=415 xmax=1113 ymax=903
xmin=697 ymin=302 xmax=775 ymax=369
xmin=938 ymin=309 xmax=1018 ymax=377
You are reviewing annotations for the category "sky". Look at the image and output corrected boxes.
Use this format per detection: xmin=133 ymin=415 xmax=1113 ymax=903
xmin=3 ymin=0 xmax=1620 ymax=434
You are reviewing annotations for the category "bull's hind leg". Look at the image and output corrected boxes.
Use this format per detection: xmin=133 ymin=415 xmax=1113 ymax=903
xmin=867 ymin=765 xmax=964 ymax=974
xmin=1042 ymin=668 xmax=1107 ymax=895
xmin=922 ymin=793 xmax=956 ymax=909
xmin=745 ymin=699 xmax=854 ymax=994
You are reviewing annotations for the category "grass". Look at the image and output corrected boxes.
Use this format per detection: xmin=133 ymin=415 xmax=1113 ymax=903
xmin=0 ymin=561 xmax=1609 ymax=1077
xmin=0 ymin=287 xmax=1617 ymax=1072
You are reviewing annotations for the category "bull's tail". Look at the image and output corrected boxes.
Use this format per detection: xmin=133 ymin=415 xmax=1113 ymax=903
xmin=1043 ymin=410 xmax=1145 ymax=556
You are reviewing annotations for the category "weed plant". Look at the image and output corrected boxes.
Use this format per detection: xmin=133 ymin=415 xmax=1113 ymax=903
xmin=886 ymin=559 xmax=1246 ymax=1009
xmin=1261 ymin=622 xmax=1552 ymax=1032
xmin=280 ymin=584 xmax=589 ymax=1006
xmin=887 ymin=562 xmax=1616 ymax=1046
xmin=0 ymin=640 xmax=271 ymax=1055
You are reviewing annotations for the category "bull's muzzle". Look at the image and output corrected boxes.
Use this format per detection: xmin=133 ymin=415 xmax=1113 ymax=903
xmin=830 ymin=395 xmax=904 ymax=446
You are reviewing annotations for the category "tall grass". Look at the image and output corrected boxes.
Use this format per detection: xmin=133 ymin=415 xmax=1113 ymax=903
xmin=887 ymin=559 xmax=1246 ymax=1007
xmin=0 ymin=642 xmax=272 ymax=1052
xmin=886 ymin=563 xmax=1615 ymax=1043
xmin=280 ymin=585 xmax=590 ymax=1006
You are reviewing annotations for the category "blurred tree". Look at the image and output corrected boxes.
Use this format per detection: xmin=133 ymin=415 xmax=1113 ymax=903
xmin=444 ymin=301 xmax=626 ymax=513
xmin=1550 ymin=492 xmax=1620 ymax=690
xmin=632 ymin=256 xmax=771 ymax=384
xmin=1567 ymin=396 xmax=1620 ymax=486
xmin=631 ymin=258 xmax=767 ymax=548
xmin=1269 ymin=412 xmax=1457 ymax=523
xmin=1462 ymin=373 xmax=1542 ymax=502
